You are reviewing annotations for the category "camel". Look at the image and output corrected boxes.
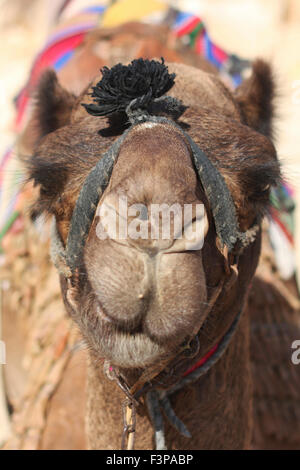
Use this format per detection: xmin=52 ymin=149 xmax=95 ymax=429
xmin=2 ymin=20 xmax=300 ymax=450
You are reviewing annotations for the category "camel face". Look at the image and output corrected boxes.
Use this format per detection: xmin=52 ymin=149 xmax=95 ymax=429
xmin=27 ymin=60 xmax=280 ymax=371
xmin=81 ymin=123 xmax=209 ymax=368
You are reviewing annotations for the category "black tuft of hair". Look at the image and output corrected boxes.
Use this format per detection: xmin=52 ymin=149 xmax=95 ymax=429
xmin=82 ymin=58 xmax=176 ymax=117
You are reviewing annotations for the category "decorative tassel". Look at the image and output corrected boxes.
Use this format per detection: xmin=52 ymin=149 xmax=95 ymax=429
xmin=82 ymin=58 xmax=176 ymax=117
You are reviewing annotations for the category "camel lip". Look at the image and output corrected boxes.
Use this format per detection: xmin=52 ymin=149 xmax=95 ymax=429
xmin=95 ymin=301 xmax=145 ymax=333
xmin=92 ymin=303 xmax=178 ymax=368
xmin=94 ymin=300 xmax=203 ymax=346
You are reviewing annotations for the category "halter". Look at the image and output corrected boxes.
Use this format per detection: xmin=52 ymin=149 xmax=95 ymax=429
xmin=50 ymin=58 xmax=260 ymax=449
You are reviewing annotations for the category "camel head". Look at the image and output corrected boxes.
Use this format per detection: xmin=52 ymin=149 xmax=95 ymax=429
xmin=26 ymin=59 xmax=280 ymax=373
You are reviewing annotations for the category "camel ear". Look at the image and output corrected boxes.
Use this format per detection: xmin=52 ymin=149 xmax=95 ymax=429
xmin=235 ymin=60 xmax=275 ymax=139
xmin=19 ymin=70 xmax=77 ymax=156
xmin=34 ymin=69 xmax=77 ymax=137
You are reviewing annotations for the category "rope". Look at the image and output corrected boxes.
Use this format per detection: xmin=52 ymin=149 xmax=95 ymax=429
xmin=146 ymin=390 xmax=167 ymax=450
xmin=159 ymin=394 xmax=191 ymax=438
xmin=66 ymin=126 xmax=131 ymax=272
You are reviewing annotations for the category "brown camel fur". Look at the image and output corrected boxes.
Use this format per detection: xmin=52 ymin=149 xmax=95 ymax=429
xmin=2 ymin=22 xmax=300 ymax=450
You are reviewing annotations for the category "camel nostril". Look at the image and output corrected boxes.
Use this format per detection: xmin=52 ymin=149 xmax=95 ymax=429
xmin=138 ymin=205 xmax=148 ymax=221
xmin=96 ymin=305 xmax=113 ymax=324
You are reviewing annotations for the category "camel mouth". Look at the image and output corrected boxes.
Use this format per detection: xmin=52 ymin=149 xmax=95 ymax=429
xmin=96 ymin=302 xmax=146 ymax=333
xmin=93 ymin=302 xmax=183 ymax=369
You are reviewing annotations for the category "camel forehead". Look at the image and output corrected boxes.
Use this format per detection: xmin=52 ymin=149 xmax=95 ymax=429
xmin=167 ymin=62 xmax=240 ymax=118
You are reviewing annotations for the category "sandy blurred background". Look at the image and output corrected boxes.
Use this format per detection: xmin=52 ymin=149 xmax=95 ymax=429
xmin=0 ymin=0 xmax=300 ymax=445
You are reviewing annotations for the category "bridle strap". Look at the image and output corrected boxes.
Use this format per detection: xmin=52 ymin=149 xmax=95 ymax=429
xmin=65 ymin=126 xmax=132 ymax=273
